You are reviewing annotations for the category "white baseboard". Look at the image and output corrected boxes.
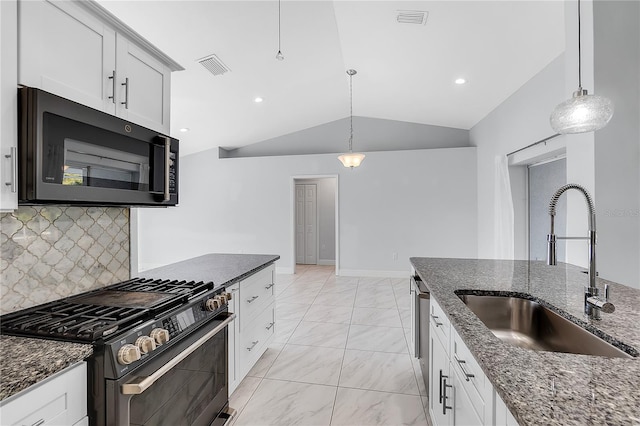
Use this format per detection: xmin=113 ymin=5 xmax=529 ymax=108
xmin=276 ymin=266 xmax=295 ymax=275
xmin=337 ymin=269 xmax=409 ymax=278
xmin=317 ymin=259 xmax=336 ymax=266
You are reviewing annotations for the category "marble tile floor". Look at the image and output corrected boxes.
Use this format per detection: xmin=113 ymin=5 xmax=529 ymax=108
xmin=230 ymin=265 xmax=432 ymax=426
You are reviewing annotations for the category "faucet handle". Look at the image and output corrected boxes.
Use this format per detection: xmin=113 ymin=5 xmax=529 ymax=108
xmin=604 ymin=284 xmax=610 ymax=302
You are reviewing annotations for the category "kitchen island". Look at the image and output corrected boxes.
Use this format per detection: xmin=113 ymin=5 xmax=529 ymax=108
xmin=410 ymin=257 xmax=640 ymax=426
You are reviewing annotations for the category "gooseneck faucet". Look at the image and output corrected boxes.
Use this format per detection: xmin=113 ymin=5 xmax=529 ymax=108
xmin=546 ymin=184 xmax=614 ymax=320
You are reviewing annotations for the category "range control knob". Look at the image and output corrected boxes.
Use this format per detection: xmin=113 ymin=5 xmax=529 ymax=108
xmin=224 ymin=292 xmax=232 ymax=301
xmin=205 ymin=298 xmax=220 ymax=311
xmin=135 ymin=336 xmax=157 ymax=354
xmin=150 ymin=328 xmax=170 ymax=345
xmin=117 ymin=344 xmax=141 ymax=365
xmin=218 ymin=294 xmax=228 ymax=304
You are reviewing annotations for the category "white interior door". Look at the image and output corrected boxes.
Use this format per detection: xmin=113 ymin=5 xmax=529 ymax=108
xmin=295 ymin=185 xmax=305 ymax=264
xmin=304 ymin=185 xmax=317 ymax=265
xmin=295 ymin=184 xmax=317 ymax=265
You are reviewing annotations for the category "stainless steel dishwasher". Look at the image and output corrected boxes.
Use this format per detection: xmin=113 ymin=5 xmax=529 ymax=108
xmin=410 ymin=273 xmax=430 ymax=392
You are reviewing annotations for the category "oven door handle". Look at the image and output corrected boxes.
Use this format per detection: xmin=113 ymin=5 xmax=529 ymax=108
xmin=121 ymin=312 xmax=235 ymax=395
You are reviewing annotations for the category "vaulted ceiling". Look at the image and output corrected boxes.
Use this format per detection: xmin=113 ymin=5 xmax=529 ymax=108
xmin=97 ymin=1 xmax=565 ymax=156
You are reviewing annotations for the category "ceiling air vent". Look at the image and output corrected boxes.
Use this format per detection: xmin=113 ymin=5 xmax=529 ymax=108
xmin=197 ymin=54 xmax=230 ymax=76
xmin=396 ymin=10 xmax=428 ymax=25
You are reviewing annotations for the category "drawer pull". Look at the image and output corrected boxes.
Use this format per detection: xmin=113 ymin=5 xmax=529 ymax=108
xmin=32 ymin=420 xmax=45 ymax=426
xmin=247 ymin=340 xmax=259 ymax=351
xmin=265 ymin=283 xmax=275 ymax=290
xmin=247 ymin=295 xmax=259 ymax=303
xmin=431 ymin=314 xmax=443 ymax=327
xmin=266 ymin=322 xmax=275 ymax=330
xmin=442 ymin=377 xmax=453 ymax=414
xmin=454 ymin=354 xmax=475 ymax=381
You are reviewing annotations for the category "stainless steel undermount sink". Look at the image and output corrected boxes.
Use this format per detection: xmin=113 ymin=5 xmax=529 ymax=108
xmin=457 ymin=293 xmax=635 ymax=358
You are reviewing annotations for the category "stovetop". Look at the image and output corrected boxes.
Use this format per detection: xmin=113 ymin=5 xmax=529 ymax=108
xmin=0 ymin=277 xmax=216 ymax=342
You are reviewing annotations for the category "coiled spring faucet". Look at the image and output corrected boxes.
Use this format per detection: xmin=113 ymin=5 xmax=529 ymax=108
xmin=547 ymin=184 xmax=614 ymax=320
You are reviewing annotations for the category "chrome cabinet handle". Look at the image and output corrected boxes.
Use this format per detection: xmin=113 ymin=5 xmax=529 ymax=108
xmin=438 ymin=369 xmax=444 ymax=403
xmin=5 ymin=147 xmax=17 ymax=193
xmin=121 ymin=77 xmax=129 ymax=109
xmin=31 ymin=419 xmax=45 ymax=426
xmin=431 ymin=314 xmax=443 ymax=327
xmin=247 ymin=340 xmax=259 ymax=351
xmin=247 ymin=295 xmax=259 ymax=303
xmin=454 ymin=354 xmax=475 ymax=381
xmin=266 ymin=322 xmax=275 ymax=330
xmin=265 ymin=283 xmax=275 ymax=290
xmin=121 ymin=313 xmax=235 ymax=395
xmin=108 ymin=70 xmax=116 ymax=103
xmin=231 ymin=287 xmax=239 ymax=293
xmin=162 ymin=136 xmax=170 ymax=201
xmin=442 ymin=377 xmax=453 ymax=414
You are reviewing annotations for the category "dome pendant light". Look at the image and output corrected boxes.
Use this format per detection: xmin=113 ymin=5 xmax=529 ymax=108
xmin=550 ymin=0 xmax=613 ymax=134
xmin=275 ymin=0 xmax=284 ymax=61
xmin=338 ymin=69 xmax=365 ymax=169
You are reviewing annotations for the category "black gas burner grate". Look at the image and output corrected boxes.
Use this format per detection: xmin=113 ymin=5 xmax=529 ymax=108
xmin=0 ymin=277 xmax=215 ymax=342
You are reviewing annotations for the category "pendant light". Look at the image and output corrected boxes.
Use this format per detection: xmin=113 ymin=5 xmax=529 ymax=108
xmin=338 ymin=69 xmax=365 ymax=169
xmin=275 ymin=0 xmax=284 ymax=61
xmin=550 ymin=0 xmax=613 ymax=134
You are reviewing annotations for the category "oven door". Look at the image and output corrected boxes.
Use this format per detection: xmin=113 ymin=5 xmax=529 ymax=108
xmin=105 ymin=313 xmax=234 ymax=426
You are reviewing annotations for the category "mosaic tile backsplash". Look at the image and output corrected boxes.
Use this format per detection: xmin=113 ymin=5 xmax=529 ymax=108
xmin=1 ymin=206 xmax=130 ymax=314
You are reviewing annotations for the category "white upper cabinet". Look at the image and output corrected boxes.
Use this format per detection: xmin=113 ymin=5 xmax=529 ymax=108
xmin=18 ymin=0 xmax=182 ymax=134
xmin=1 ymin=0 xmax=18 ymax=212
xmin=115 ymin=34 xmax=171 ymax=133
xmin=18 ymin=0 xmax=117 ymax=114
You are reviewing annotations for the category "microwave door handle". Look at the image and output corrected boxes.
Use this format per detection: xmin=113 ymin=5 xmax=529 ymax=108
xmin=121 ymin=312 xmax=235 ymax=395
xmin=163 ymin=136 xmax=170 ymax=201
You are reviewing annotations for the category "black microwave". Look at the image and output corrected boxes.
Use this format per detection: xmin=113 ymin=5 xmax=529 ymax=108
xmin=18 ymin=87 xmax=178 ymax=206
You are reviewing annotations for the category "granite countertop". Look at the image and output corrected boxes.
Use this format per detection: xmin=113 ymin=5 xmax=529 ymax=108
xmin=139 ymin=253 xmax=280 ymax=289
xmin=410 ymin=257 xmax=640 ymax=426
xmin=0 ymin=335 xmax=93 ymax=401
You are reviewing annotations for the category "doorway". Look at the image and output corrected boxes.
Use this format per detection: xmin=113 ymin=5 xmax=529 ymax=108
xmin=291 ymin=176 xmax=338 ymax=274
xmin=528 ymin=158 xmax=567 ymax=262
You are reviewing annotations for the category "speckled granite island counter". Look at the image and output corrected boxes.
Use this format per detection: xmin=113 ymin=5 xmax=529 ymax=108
xmin=0 ymin=335 xmax=92 ymax=400
xmin=139 ymin=253 xmax=280 ymax=289
xmin=410 ymin=257 xmax=640 ymax=426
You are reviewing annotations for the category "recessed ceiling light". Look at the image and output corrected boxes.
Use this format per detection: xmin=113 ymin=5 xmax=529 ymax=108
xmin=179 ymin=128 xmax=190 ymax=133
xmin=254 ymin=97 xmax=264 ymax=103
xmin=455 ymin=78 xmax=467 ymax=85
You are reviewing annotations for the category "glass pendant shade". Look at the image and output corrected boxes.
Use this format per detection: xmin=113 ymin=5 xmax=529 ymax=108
xmin=338 ymin=152 xmax=365 ymax=168
xmin=550 ymin=90 xmax=614 ymax=134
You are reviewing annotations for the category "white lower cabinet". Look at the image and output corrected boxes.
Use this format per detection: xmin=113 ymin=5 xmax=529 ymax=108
xmin=0 ymin=362 xmax=87 ymax=426
xmin=429 ymin=297 xmax=519 ymax=426
xmin=227 ymin=264 xmax=276 ymax=395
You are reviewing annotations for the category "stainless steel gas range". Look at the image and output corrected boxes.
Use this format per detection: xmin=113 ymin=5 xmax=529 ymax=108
xmin=1 ymin=277 xmax=235 ymax=426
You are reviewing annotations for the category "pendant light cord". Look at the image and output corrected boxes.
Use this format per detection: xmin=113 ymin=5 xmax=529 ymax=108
xmin=577 ymin=0 xmax=582 ymax=90
xmin=349 ymin=71 xmax=353 ymax=153
xmin=278 ymin=0 xmax=282 ymax=52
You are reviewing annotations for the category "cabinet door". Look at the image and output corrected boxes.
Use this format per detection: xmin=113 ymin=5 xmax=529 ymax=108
xmin=451 ymin=366 xmax=483 ymax=426
xmin=228 ymin=283 xmax=241 ymax=395
xmin=429 ymin=328 xmax=451 ymax=426
xmin=1 ymin=0 xmax=18 ymax=211
xmin=18 ymin=0 xmax=116 ymax=113
xmin=116 ymin=34 xmax=170 ymax=133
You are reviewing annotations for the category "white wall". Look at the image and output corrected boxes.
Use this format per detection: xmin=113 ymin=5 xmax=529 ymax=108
xmin=593 ymin=0 xmax=640 ymax=288
xmin=470 ymin=54 xmax=566 ymax=259
xmin=134 ymin=147 xmax=477 ymax=276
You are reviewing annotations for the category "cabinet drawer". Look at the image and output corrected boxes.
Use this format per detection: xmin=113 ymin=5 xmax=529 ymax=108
xmin=239 ymin=303 xmax=275 ymax=366
xmin=239 ymin=266 xmax=275 ymax=330
xmin=0 ymin=362 xmax=87 ymax=426
xmin=430 ymin=298 xmax=450 ymax=351
xmin=451 ymin=329 xmax=486 ymax=419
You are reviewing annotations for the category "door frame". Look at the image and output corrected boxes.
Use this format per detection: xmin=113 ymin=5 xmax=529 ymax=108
xmin=290 ymin=175 xmax=339 ymax=275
